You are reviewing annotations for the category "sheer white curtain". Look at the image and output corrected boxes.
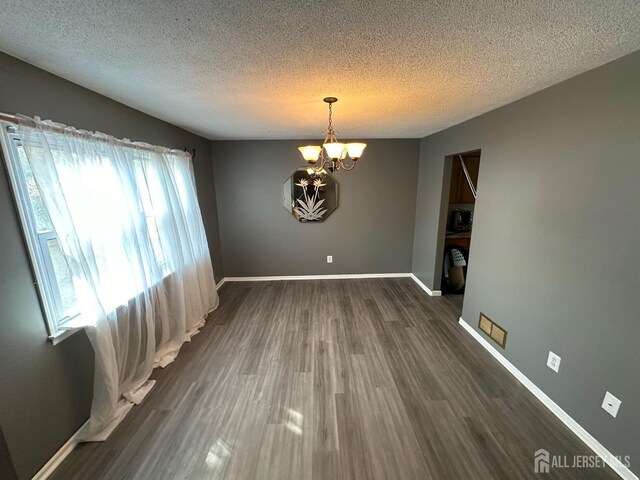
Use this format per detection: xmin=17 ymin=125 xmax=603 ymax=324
xmin=17 ymin=116 xmax=218 ymax=441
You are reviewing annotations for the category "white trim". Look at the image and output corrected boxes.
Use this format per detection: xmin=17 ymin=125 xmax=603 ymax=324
xmin=458 ymin=317 xmax=638 ymax=480
xmin=0 ymin=124 xmax=60 ymax=337
xmin=48 ymin=327 xmax=82 ymax=346
xmin=222 ymin=273 xmax=412 ymax=282
xmin=31 ymin=420 xmax=89 ymax=480
xmin=409 ymin=273 xmax=442 ymax=296
xmin=216 ymin=274 xmax=445 ymax=300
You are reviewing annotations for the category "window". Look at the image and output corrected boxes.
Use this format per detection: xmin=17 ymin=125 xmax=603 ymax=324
xmin=0 ymin=123 xmax=188 ymax=339
xmin=1 ymin=125 xmax=79 ymax=337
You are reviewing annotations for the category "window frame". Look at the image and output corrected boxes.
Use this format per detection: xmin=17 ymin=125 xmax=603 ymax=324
xmin=0 ymin=123 xmax=80 ymax=342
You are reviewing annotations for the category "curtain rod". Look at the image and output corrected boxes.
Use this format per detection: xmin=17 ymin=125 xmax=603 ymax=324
xmin=0 ymin=113 xmax=195 ymax=159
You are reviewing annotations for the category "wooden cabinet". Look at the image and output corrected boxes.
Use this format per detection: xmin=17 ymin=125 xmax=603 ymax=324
xmin=449 ymin=155 xmax=479 ymax=204
xmin=445 ymin=236 xmax=470 ymax=251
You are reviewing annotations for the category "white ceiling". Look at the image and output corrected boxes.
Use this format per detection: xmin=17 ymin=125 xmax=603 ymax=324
xmin=1 ymin=1 xmax=639 ymax=140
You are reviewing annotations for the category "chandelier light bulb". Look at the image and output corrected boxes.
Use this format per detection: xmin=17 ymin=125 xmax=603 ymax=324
xmin=323 ymin=142 xmax=345 ymax=160
xmin=346 ymin=143 xmax=366 ymax=159
xmin=298 ymin=145 xmax=321 ymax=163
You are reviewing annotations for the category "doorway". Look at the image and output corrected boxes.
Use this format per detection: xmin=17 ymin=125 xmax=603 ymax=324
xmin=438 ymin=150 xmax=480 ymax=314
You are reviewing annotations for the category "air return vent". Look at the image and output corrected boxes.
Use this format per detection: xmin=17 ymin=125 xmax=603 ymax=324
xmin=478 ymin=312 xmax=507 ymax=349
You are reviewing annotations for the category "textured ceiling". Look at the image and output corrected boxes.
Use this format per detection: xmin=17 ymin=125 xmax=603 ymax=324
xmin=1 ymin=1 xmax=639 ymax=140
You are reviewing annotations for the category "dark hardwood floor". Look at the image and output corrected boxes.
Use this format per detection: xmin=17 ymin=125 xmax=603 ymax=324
xmin=50 ymin=278 xmax=618 ymax=479
xmin=443 ymin=292 xmax=464 ymax=315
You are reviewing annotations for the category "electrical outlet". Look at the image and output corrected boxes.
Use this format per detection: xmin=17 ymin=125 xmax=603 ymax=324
xmin=327 ymin=255 xmax=333 ymax=263
xmin=546 ymin=351 xmax=561 ymax=373
xmin=601 ymin=391 xmax=621 ymax=418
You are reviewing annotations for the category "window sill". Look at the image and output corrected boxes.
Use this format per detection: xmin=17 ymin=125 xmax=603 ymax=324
xmin=46 ymin=270 xmax=180 ymax=346
xmin=48 ymin=327 xmax=83 ymax=346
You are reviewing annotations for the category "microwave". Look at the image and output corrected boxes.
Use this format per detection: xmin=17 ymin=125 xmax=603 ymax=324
xmin=449 ymin=209 xmax=473 ymax=232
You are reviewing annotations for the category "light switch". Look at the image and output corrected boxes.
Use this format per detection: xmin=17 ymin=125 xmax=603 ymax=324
xmin=546 ymin=351 xmax=561 ymax=373
xmin=601 ymin=391 xmax=621 ymax=418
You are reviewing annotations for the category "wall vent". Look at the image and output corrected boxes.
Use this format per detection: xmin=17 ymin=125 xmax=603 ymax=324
xmin=478 ymin=312 xmax=507 ymax=349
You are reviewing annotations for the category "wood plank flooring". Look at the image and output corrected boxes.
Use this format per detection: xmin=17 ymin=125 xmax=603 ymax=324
xmin=50 ymin=278 xmax=618 ymax=480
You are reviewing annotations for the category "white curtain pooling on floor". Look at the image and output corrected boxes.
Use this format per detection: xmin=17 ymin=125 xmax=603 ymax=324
xmin=16 ymin=116 xmax=218 ymax=441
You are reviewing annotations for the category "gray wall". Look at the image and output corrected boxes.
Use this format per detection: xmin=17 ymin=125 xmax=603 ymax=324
xmin=412 ymin=51 xmax=640 ymax=472
xmin=0 ymin=52 xmax=223 ymax=479
xmin=212 ymin=139 xmax=420 ymax=277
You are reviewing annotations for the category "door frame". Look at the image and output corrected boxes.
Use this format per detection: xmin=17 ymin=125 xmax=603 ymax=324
xmin=434 ymin=149 xmax=481 ymax=292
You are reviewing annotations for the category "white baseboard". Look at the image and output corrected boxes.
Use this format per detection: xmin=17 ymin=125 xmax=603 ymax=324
xmin=458 ymin=317 xmax=637 ymax=480
xmin=217 ymin=274 xmax=445 ymax=299
xmin=222 ymin=273 xmax=412 ymax=282
xmin=32 ymin=420 xmax=89 ymax=480
xmin=410 ymin=273 xmax=442 ymax=296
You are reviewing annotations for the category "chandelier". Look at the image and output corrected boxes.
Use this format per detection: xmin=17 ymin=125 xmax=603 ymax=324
xmin=298 ymin=97 xmax=366 ymax=173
